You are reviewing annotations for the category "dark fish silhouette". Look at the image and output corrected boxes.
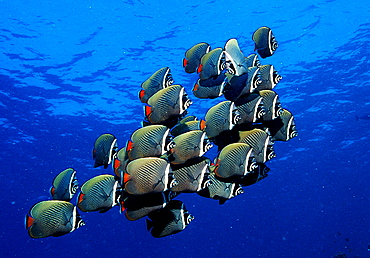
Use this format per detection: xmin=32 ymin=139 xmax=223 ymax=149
xmin=139 ymin=67 xmax=173 ymax=103
xmin=356 ymin=114 xmax=370 ymax=120
xmin=183 ymin=42 xmax=210 ymax=73
xmin=252 ymin=26 xmax=278 ymax=58
xmin=93 ymin=133 xmax=118 ymax=169
xmin=50 ymin=168 xmax=78 ymax=201
xmin=77 ymin=174 xmax=120 ymax=213
xmin=146 ymin=200 xmax=194 ymax=238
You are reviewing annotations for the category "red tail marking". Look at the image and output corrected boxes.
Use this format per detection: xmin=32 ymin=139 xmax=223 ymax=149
xmin=126 ymin=140 xmax=133 ymax=152
xmin=182 ymin=58 xmax=188 ymax=67
xmin=120 ymin=201 xmax=126 ymax=213
xmin=123 ymin=173 xmax=130 ymax=183
xmin=197 ymin=64 xmax=203 ymax=73
xmin=144 ymin=105 xmax=152 ymax=117
xmin=199 ymin=119 xmax=206 ymax=130
xmin=193 ymin=83 xmax=199 ymax=91
xmin=25 ymin=215 xmax=35 ymax=228
xmin=139 ymin=89 xmax=146 ymax=101
xmin=113 ymin=158 xmax=121 ymax=169
xmin=78 ymin=193 xmax=85 ymax=204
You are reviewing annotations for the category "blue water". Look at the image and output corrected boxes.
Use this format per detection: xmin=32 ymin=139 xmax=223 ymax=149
xmin=1 ymin=1 xmax=369 ymax=257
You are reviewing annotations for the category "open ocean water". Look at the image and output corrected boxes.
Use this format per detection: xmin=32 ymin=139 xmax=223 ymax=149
xmin=1 ymin=0 xmax=369 ymax=257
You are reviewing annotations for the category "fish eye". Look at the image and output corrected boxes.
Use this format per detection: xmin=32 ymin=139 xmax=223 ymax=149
xmin=271 ymin=36 xmax=278 ymax=51
xmin=226 ymin=61 xmax=236 ymax=74
xmin=71 ymin=184 xmax=79 ymax=194
xmin=203 ymin=180 xmax=212 ymax=188
xmin=254 ymin=59 xmax=261 ymax=67
xmin=169 ymin=178 xmax=178 ymax=188
xmin=273 ymin=71 xmax=282 ymax=84
xmin=166 ymin=141 xmax=176 ymax=151
xmin=276 ymin=107 xmax=283 ymax=117
xmin=235 ymin=187 xmax=244 ymax=195
xmin=267 ymin=146 xmax=276 ymax=160
xmin=78 ymin=220 xmax=86 ymax=227
xmin=165 ymin=74 xmax=174 ymax=87
xmin=182 ymin=94 xmax=192 ymax=109
xmin=252 ymin=73 xmax=262 ymax=89
xmin=248 ymin=157 xmax=257 ymax=171
xmin=203 ymin=140 xmax=213 ymax=152
xmin=257 ymin=104 xmax=266 ymax=119
xmin=232 ymin=109 xmax=241 ymax=124
xmin=185 ymin=214 xmax=194 ymax=225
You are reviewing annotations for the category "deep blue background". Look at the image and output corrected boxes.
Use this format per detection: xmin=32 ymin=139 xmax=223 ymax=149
xmin=1 ymin=1 xmax=369 ymax=257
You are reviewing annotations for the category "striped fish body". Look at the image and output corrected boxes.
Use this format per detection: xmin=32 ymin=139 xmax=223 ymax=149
xmin=50 ymin=168 xmax=78 ymax=201
xmin=127 ymin=125 xmax=170 ymax=160
xmin=124 ymin=157 xmax=175 ymax=195
xmin=257 ymin=65 xmax=282 ymax=90
xmin=252 ymin=26 xmax=278 ymax=58
xmin=146 ymin=85 xmax=191 ymax=124
xmin=26 ymin=200 xmax=84 ymax=238
xmin=170 ymin=130 xmax=211 ymax=164
xmin=214 ymin=143 xmax=257 ymax=181
xmin=140 ymin=67 xmax=173 ymax=103
xmin=199 ymin=48 xmax=225 ymax=80
xmin=224 ymin=38 xmax=248 ymax=76
xmin=238 ymin=129 xmax=275 ymax=163
xmin=171 ymin=157 xmax=210 ymax=193
xmin=235 ymin=93 xmax=265 ymax=124
xmin=197 ymin=174 xmax=244 ymax=204
xmin=205 ymin=101 xmax=240 ymax=139
xmin=259 ymin=90 xmax=282 ymax=121
xmin=93 ymin=133 xmax=117 ymax=168
xmin=183 ymin=42 xmax=210 ymax=73
xmin=78 ymin=174 xmax=119 ymax=213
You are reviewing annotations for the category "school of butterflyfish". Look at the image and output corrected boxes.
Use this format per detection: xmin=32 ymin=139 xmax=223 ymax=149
xmin=25 ymin=26 xmax=298 ymax=239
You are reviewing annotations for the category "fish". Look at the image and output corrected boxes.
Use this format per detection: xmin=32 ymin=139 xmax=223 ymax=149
xmin=192 ymin=74 xmax=227 ymax=99
xmin=244 ymin=54 xmax=261 ymax=68
xmin=355 ymin=114 xmax=370 ymax=120
xmin=139 ymin=67 xmax=173 ymax=103
xmin=146 ymin=200 xmax=194 ymax=238
xmin=25 ymin=200 xmax=85 ymax=238
xmin=126 ymin=125 xmax=174 ymax=160
xmin=224 ymin=38 xmax=248 ymax=75
xmin=169 ymin=130 xmax=213 ymax=164
xmin=77 ymin=174 xmax=120 ymax=213
xmin=238 ymin=129 xmax=276 ymax=163
xmin=113 ymin=147 xmax=130 ymax=186
xmin=257 ymin=65 xmax=282 ymax=90
xmin=259 ymin=90 xmax=283 ymax=121
xmin=170 ymin=116 xmax=206 ymax=137
xmin=264 ymin=108 xmax=298 ymax=141
xmin=145 ymin=84 xmax=192 ymax=125
xmin=239 ymin=163 xmax=270 ymax=187
xmin=183 ymin=42 xmax=211 ymax=73
xmin=198 ymin=48 xmax=226 ymax=80
xmin=122 ymin=191 xmax=177 ymax=221
xmin=171 ymin=157 xmax=211 ymax=193
xmin=213 ymin=143 xmax=257 ymax=182
xmin=252 ymin=26 xmax=278 ymax=58
xmin=124 ymin=157 xmax=177 ymax=195
xmin=222 ymin=72 xmax=250 ymax=102
xmin=197 ymin=173 xmax=244 ymax=204
xmin=50 ymin=168 xmax=78 ymax=201
xmin=234 ymin=92 xmax=266 ymax=124
xmin=93 ymin=133 xmax=118 ymax=169
xmin=246 ymin=66 xmax=262 ymax=93
xmin=205 ymin=101 xmax=241 ymax=139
